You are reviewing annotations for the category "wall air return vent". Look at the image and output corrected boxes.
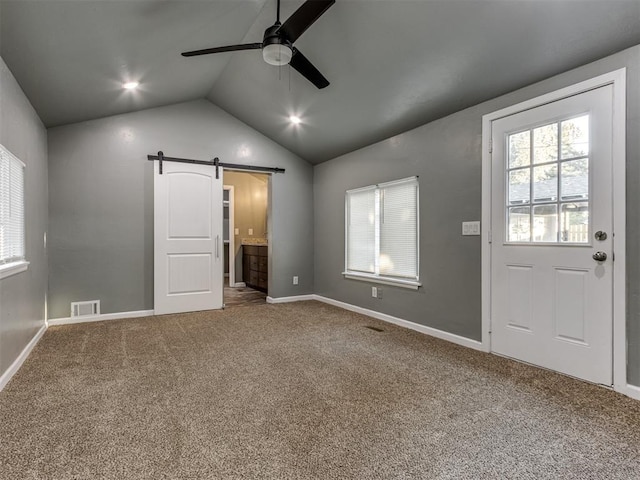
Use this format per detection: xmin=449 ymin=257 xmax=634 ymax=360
xmin=71 ymin=300 xmax=100 ymax=318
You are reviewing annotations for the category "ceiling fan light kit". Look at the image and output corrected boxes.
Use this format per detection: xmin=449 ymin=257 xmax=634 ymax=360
xmin=263 ymin=44 xmax=292 ymax=65
xmin=262 ymin=28 xmax=293 ymax=66
xmin=181 ymin=0 xmax=335 ymax=89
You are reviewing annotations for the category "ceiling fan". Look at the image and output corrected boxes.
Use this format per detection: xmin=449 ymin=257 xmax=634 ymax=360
xmin=181 ymin=0 xmax=335 ymax=89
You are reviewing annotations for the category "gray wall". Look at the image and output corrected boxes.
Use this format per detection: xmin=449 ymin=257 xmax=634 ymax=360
xmin=314 ymin=45 xmax=640 ymax=385
xmin=48 ymin=99 xmax=314 ymax=319
xmin=0 ymin=57 xmax=48 ymax=378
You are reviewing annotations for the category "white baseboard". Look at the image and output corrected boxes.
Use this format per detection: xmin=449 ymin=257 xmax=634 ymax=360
xmin=267 ymin=295 xmax=316 ymax=304
xmin=268 ymin=294 xmax=484 ymax=351
xmin=233 ymin=282 xmax=246 ymax=288
xmin=313 ymin=295 xmax=483 ymax=351
xmin=620 ymin=383 xmax=640 ymax=401
xmin=48 ymin=309 xmax=154 ymax=326
xmin=0 ymin=323 xmax=47 ymax=392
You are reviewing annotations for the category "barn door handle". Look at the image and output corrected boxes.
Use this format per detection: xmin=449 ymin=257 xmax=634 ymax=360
xmin=216 ymin=235 xmax=220 ymax=259
xmin=592 ymin=251 xmax=607 ymax=262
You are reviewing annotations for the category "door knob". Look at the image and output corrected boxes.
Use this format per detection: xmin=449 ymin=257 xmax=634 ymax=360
xmin=592 ymin=251 xmax=607 ymax=262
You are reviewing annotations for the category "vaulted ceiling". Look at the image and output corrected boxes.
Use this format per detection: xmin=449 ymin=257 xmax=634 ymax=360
xmin=2 ymin=0 xmax=639 ymax=164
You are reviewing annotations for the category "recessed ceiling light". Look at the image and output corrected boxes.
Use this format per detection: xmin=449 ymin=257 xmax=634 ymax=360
xmin=289 ymin=115 xmax=301 ymax=125
xmin=123 ymin=81 xmax=139 ymax=90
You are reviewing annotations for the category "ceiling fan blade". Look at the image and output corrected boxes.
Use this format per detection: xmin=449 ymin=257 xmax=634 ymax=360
xmin=278 ymin=0 xmax=335 ymax=43
xmin=290 ymin=47 xmax=329 ymax=89
xmin=182 ymin=43 xmax=262 ymax=57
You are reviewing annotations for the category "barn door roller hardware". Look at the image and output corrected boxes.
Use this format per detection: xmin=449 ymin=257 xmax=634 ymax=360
xmin=147 ymin=151 xmax=286 ymax=178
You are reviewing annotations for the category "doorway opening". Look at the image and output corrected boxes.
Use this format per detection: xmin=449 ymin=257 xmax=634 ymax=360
xmin=223 ymin=171 xmax=270 ymax=308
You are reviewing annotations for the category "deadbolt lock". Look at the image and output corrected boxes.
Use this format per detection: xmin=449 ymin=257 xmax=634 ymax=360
xmin=595 ymin=231 xmax=607 ymax=241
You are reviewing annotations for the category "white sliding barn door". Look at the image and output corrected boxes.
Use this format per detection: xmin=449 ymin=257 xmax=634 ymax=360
xmin=154 ymin=161 xmax=223 ymax=315
xmin=490 ymin=85 xmax=614 ymax=385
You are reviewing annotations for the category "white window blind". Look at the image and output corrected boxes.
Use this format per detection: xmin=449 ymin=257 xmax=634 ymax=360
xmin=346 ymin=187 xmax=377 ymax=273
xmin=380 ymin=179 xmax=418 ymax=279
xmin=345 ymin=177 xmax=419 ymax=286
xmin=0 ymin=145 xmax=25 ymax=265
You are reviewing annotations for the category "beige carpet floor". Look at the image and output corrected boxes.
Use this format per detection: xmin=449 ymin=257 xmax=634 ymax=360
xmin=1 ymin=301 xmax=639 ymax=479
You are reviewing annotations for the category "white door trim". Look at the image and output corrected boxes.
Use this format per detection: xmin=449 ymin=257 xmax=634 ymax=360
xmin=481 ymin=69 xmax=628 ymax=394
xmin=224 ymin=185 xmax=236 ymax=287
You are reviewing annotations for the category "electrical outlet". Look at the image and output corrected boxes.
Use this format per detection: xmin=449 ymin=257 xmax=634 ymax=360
xmin=248 ymin=228 xmax=253 ymax=235
xmin=377 ymin=288 xmax=383 ymax=299
xmin=293 ymin=276 xmax=299 ymax=285
xmin=462 ymin=221 xmax=481 ymax=236
xmin=371 ymin=286 xmax=377 ymax=298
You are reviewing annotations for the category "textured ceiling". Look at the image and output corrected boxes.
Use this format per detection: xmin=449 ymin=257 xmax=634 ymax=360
xmin=2 ymin=0 xmax=640 ymax=164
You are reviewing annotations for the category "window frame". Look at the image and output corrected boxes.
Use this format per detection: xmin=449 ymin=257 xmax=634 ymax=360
xmin=343 ymin=176 xmax=421 ymax=290
xmin=0 ymin=144 xmax=29 ymax=280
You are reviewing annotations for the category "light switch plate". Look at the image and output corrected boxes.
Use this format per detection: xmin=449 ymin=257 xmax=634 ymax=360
xmin=234 ymin=228 xmax=239 ymax=235
xmin=462 ymin=221 xmax=481 ymax=236
xmin=248 ymin=228 xmax=253 ymax=235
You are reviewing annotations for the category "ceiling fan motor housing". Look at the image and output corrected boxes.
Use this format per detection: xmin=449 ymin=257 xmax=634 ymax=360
xmin=262 ymin=24 xmax=293 ymax=65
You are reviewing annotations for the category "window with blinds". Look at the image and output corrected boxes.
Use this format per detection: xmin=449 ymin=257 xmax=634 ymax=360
xmin=0 ymin=144 xmax=26 ymax=266
xmin=345 ymin=177 xmax=420 ymax=288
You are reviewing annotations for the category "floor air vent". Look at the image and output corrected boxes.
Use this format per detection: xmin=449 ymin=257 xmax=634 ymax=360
xmin=71 ymin=300 xmax=100 ymax=318
xmin=364 ymin=326 xmax=384 ymax=332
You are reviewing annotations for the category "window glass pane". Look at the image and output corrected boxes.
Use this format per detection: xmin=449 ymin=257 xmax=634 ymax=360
xmin=533 ymin=164 xmax=557 ymax=203
xmin=508 ymin=168 xmax=530 ymax=205
xmin=11 ymin=158 xmax=24 ymax=259
xmin=508 ymin=206 xmax=530 ymax=242
xmin=379 ymin=180 xmax=418 ymax=279
xmin=346 ymin=188 xmax=376 ymax=273
xmin=508 ymin=131 xmax=530 ymax=168
xmin=533 ymin=204 xmax=558 ymax=242
xmin=561 ymin=158 xmax=589 ymax=200
xmin=561 ymin=115 xmax=589 ymax=159
xmin=561 ymin=202 xmax=589 ymax=243
xmin=533 ymin=123 xmax=558 ymax=164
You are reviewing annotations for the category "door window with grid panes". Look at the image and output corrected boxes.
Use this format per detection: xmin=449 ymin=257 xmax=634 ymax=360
xmin=506 ymin=114 xmax=589 ymax=243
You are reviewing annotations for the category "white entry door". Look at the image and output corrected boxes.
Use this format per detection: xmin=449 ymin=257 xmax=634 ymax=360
xmin=154 ymin=160 xmax=223 ymax=315
xmin=490 ymin=85 xmax=613 ymax=385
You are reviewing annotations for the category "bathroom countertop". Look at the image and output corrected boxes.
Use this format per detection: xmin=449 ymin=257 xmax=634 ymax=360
xmin=241 ymin=238 xmax=268 ymax=246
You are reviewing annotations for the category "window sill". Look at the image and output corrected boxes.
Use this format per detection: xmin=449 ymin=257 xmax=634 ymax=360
xmin=342 ymin=272 xmax=421 ymax=290
xmin=0 ymin=260 xmax=30 ymax=280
